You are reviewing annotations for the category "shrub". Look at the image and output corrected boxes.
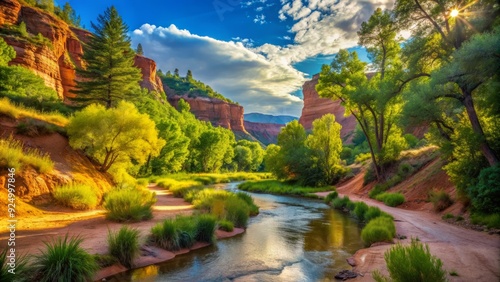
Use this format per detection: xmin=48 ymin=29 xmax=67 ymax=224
xmin=53 ymin=183 xmax=98 ymax=210
xmin=195 ymin=214 xmax=217 ymax=243
xmin=429 ymin=190 xmax=454 ymax=212
xmin=373 ymin=239 xmax=447 ymax=282
xmin=324 ymin=191 xmax=339 ymax=203
xmin=363 ymin=165 xmax=377 ymax=184
xmin=332 ymin=196 xmax=350 ymax=209
xmin=191 ymin=189 xmax=231 ymax=210
xmin=398 ymin=162 xmax=414 ymax=177
xmin=361 ymin=216 xmax=395 ymax=246
xmin=107 ymin=226 xmax=140 ymax=268
xmin=468 ymin=165 xmax=500 ymax=213
xmin=33 ymin=235 xmax=98 ymax=282
xmin=218 ymin=219 xmax=234 ymax=232
xmin=225 ymin=196 xmax=250 ymax=228
xmin=104 ymin=188 xmax=156 ymax=222
xmin=376 ymin=192 xmax=405 ymax=207
xmin=0 ymin=248 xmax=31 ymax=282
xmin=150 ymin=219 xmax=180 ymax=251
xmin=369 ymin=184 xmax=386 ymax=199
xmin=353 ymin=202 xmax=369 ymax=221
xmin=364 ymin=206 xmax=382 ymax=221
xmin=346 ymin=200 xmax=356 ymax=211
xmin=441 ymin=213 xmax=454 ymax=220
xmin=470 ymin=213 xmax=500 ymax=229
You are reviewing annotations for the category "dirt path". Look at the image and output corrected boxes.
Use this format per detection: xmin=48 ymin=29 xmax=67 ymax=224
xmin=316 ymin=177 xmax=500 ymax=282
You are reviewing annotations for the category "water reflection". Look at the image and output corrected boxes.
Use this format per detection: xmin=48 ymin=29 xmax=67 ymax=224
xmin=111 ymin=186 xmax=363 ymax=282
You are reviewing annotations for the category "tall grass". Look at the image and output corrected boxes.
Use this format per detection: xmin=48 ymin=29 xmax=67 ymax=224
xmin=353 ymin=202 xmax=369 ymax=221
xmin=150 ymin=219 xmax=180 ymax=251
xmin=324 ymin=191 xmax=339 ymax=203
xmin=175 ymin=216 xmax=198 ymax=248
xmin=218 ymin=219 xmax=234 ymax=232
xmin=107 ymin=226 xmax=140 ymax=268
xmin=0 ymin=136 xmax=54 ymax=173
xmin=239 ymin=180 xmax=334 ymax=196
xmin=373 ymin=239 xmax=447 ymax=282
xmin=0 ymin=97 xmax=69 ymax=126
xmin=428 ymin=190 xmax=453 ymax=212
xmin=375 ymin=192 xmax=406 ymax=207
xmin=0 ymin=248 xmax=31 ymax=282
xmin=32 ymin=235 xmax=98 ymax=282
xmin=195 ymin=214 xmax=217 ymax=243
xmin=236 ymin=192 xmax=259 ymax=215
xmin=104 ymin=188 xmax=157 ymax=222
xmin=471 ymin=213 xmax=500 ymax=229
xmin=53 ymin=183 xmax=98 ymax=210
xmin=361 ymin=217 xmax=396 ymax=247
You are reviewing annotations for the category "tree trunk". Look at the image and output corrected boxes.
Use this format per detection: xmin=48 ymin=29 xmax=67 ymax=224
xmin=463 ymin=89 xmax=499 ymax=166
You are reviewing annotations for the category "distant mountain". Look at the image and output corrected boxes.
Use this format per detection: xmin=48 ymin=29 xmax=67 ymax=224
xmin=244 ymin=113 xmax=298 ymax=125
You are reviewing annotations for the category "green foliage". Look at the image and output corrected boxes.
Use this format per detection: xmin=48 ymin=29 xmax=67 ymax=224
xmin=71 ymin=6 xmax=141 ymax=108
xmin=55 ymin=2 xmax=81 ymax=27
xmin=33 ymin=235 xmax=98 ymax=282
xmin=158 ymin=71 xmax=234 ymax=103
xmin=136 ymin=43 xmax=144 ymax=55
xmin=150 ymin=219 xmax=180 ymax=251
xmin=224 ymin=196 xmax=250 ymax=228
xmin=0 ymin=135 xmax=54 ymax=173
xmin=470 ymin=213 xmax=500 ymax=229
xmin=364 ymin=206 xmax=383 ymax=222
xmin=195 ymin=127 xmax=235 ymax=172
xmin=468 ymin=165 xmax=500 ymax=213
xmin=0 ymin=98 xmax=68 ymax=126
xmin=0 ymin=37 xmax=15 ymax=66
xmin=93 ymin=254 xmax=118 ymax=268
xmin=16 ymin=118 xmax=61 ymax=137
xmin=369 ymin=184 xmax=386 ymax=199
xmin=361 ymin=217 xmax=395 ymax=247
xmin=218 ymin=219 xmax=234 ymax=232
xmin=332 ymin=196 xmax=351 ymax=210
xmin=428 ymin=190 xmax=454 ymax=212
xmin=53 ymin=183 xmax=98 ymax=210
xmin=235 ymin=191 xmax=259 ymax=215
xmin=175 ymin=215 xmax=198 ymax=248
xmin=353 ymin=202 xmax=369 ymax=221
xmin=441 ymin=213 xmax=454 ymax=220
xmin=195 ymin=214 xmax=217 ymax=243
xmin=373 ymin=239 xmax=447 ymax=282
xmin=238 ymin=180 xmax=334 ymax=196
xmin=107 ymin=226 xmax=140 ymax=268
xmin=67 ymin=101 xmax=165 ymax=174
xmin=233 ymin=140 xmax=264 ymax=171
xmin=324 ymin=191 xmax=338 ymax=203
xmin=0 ymin=248 xmax=31 ymax=282
xmin=375 ymin=192 xmax=406 ymax=207
xmin=103 ymin=188 xmax=156 ymax=222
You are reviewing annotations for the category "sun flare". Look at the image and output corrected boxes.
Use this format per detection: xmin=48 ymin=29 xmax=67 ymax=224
xmin=450 ymin=9 xmax=459 ymax=17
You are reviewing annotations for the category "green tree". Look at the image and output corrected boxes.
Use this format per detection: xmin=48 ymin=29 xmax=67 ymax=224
xmin=56 ymin=2 xmax=81 ymax=27
xmin=174 ymin=68 xmax=179 ymax=77
xmin=264 ymin=144 xmax=284 ymax=178
xmin=67 ymin=101 xmax=165 ymax=173
xmin=233 ymin=140 xmax=264 ymax=171
xmin=150 ymin=119 xmax=189 ymax=174
xmin=306 ymin=114 xmax=343 ymax=184
xmin=317 ymin=9 xmax=410 ymax=180
xmin=0 ymin=37 xmax=15 ymax=66
xmin=233 ymin=145 xmax=253 ymax=171
xmin=36 ymin=0 xmax=54 ymax=13
xmin=195 ymin=127 xmax=235 ymax=172
xmin=71 ymin=6 xmax=141 ymax=108
xmin=186 ymin=69 xmax=193 ymax=80
xmin=136 ymin=43 xmax=144 ymax=55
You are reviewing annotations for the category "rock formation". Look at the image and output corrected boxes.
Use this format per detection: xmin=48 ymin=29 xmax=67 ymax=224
xmin=244 ymin=121 xmax=283 ymax=145
xmin=0 ymin=0 xmax=163 ymax=100
xmin=299 ymin=74 xmax=357 ymax=142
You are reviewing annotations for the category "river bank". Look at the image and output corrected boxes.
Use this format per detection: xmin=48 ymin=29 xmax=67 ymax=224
xmin=315 ymin=172 xmax=500 ymax=282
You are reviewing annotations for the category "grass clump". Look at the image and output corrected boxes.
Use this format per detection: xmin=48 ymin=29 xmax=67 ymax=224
xmin=332 ymin=196 xmax=350 ymax=209
xmin=107 ymin=226 xmax=140 ymax=268
xmin=53 ymin=183 xmax=98 ymax=210
xmin=353 ymin=202 xmax=369 ymax=221
xmin=104 ymin=188 xmax=156 ymax=222
xmin=150 ymin=219 xmax=180 ymax=251
xmin=429 ymin=190 xmax=454 ymax=212
xmin=175 ymin=215 xmax=198 ymax=249
xmin=373 ymin=239 xmax=447 ymax=282
xmin=0 ymin=136 xmax=54 ymax=173
xmin=224 ymin=196 xmax=250 ymax=228
xmin=470 ymin=213 xmax=500 ymax=229
xmin=236 ymin=191 xmax=259 ymax=216
xmin=376 ymin=192 xmax=405 ymax=207
xmin=441 ymin=213 xmax=454 ymax=220
xmin=218 ymin=219 xmax=234 ymax=232
xmin=324 ymin=191 xmax=338 ymax=203
xmin=0 ymin=248 xmax=31 ymax=282
xmin=33 ymin=235 xmax=98 ymax=282
xmin=0 ymin=97 xmax=69 ymax=126
xmin=195 ymin=214 xmax=217 ymax=243
xmin=361 ymin=217 xmax=395 ymax=247
xmin=238 ymin=180 xmax=334 ymax=197
xmin=93 ymin=254 xmax=118 ymax=268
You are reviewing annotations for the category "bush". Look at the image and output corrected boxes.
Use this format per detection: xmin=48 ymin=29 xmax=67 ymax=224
xmin=195 ymin=214 xmax=217 ymax=243
xmin=0 ymin=248 xmax=31 ymax=282
xmin=363 ymin=165 xmax=377 ymax=184
xmin=332 ymin=196 xmax=350 ymax=209
xmin=104 ymin=188 xmax=156 ymax=222
xmin=441 ymin=213 xmax=454 ymax=220
xmin=324 ymin=191 xmax=339 ymax=203
xmin=429 ymin=190 xmax=454 ymax=212
xmin=53 ymin=183 xmax=98 ymax=210
xmin=361 ymin=217 xmax=395 ymax=246
xmin=470 ymin=213 xmax=500 ymax=229
xmin=364 ymin=206 xmax=382 ymax=221
xmin=107 ymin=226 xmax=140 ymax=268
xmin=150 ymin=219 xmax=180 ymax=251
xmin=373 ymin=239 xmax=447 ymax=282
xmin=468 ymin=165 xmax=500 ymax=213
xmin=353 ymin=202 xmax=369 ymax=221
xmin=218 ymin=219 xmax=234 ymax=232
xmin=33 ymin=235 xmax=98 ymax=282
xmin=376 ymin=192 xmax=405 ymax=207
xmin=236 ymin=192 xmax=259 ymax=215
xmin=369 ymin=184 xmax=386 ymax=199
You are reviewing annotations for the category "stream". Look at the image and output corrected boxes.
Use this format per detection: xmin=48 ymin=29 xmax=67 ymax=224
xmin=109 ymin=182 xmax=364 ymax=282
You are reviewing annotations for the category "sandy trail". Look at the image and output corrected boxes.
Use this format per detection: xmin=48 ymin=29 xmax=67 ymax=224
xmin=316 ymin=177 xmax=500 ymax=282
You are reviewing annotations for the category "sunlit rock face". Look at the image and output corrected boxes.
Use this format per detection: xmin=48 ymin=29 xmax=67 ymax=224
xmin=299 ymin=74 xmax=357 ymax=143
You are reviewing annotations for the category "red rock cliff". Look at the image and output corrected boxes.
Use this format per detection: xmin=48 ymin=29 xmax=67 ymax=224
xmin=0 ymin=0 xmax=162 ymax=99
xmin=299 ymin=74 xmax=357 ymax=142
xmin=168 ymin=94 xmax=246 ymax=132
xmin=244 ymin=121 xmax=283 ymax=145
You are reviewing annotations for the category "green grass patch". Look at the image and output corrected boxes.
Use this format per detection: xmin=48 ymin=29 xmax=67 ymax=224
xmin=373 ymin=239 xmax=447 ymax=282
xmin=218 ymin=219 xmax=234 ymax=232
xmin=195 ymin=214 xmax=217 ymax=243
xmin=361 ymin=216 xmax=395 ymax=247
xmin=175 ymin=215 xmax=198 ymax=249
xmin=375 ymin=192 xmax=406 ymax=207
xmin=239 ymin=180 xmax=334 ymax=196
xmin=324 ymin=191 xmax=338 ymax=203
xmin=93 ymin=254 xmax=118 ymax=268
xmin=429 ymin=190 xmax=454 ymax=212
xmin=107 ymin=226 xmax=140 ymax=269
xmin=104 ymin=188 xmax=157 ymax=222
xmin=150 ymin=219 xmax=181 ymax=251
xmin=332 ymin=196 xmax=351 ymax=209
xmin=470 ymin=213 xmax=500 ymax=229
xmin=0 ymin=248 xmax=31 ymax=282
xmin=441 ymin=213 xmax=454 ymax=220
xmin=33 ymin=235 xmax=98 ymax=282
xmin=0 ymin=135 xmax=54 ymax=173
xmin=353 ymin=202 xmax=369 ymax=221
xmin=0 ymin=97 xmax=69 ymax=127
xmin=53 ymin=183 xmax=98 ymax=210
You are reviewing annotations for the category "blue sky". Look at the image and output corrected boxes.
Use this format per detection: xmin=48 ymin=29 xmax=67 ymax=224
xmin=64 ymin=0 xmax=392 ymax=116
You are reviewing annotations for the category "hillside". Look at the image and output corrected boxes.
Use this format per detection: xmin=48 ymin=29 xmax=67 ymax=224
xmin=244 ymin=113 xmax=298 ymax=125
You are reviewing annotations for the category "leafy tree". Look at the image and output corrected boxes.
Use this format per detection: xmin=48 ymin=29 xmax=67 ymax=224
xmin=55 ymin=2 xmax=81 ymax=27
xmin=233 ymin=140 xmax=264 ymax=171
xmin=0 ymin=37 xmax=15 ymax=66
xmin=36 ymin=0 xmax=55 ymax=13
xmin=67 ymin=101 xmax=165 ymax=173
xmin=150 ymin=119 xmax=189 ymax=174
xmin=70 ymin=6 xmax=141 ymax=108
xmin=317 ymin=9 xmax=410 ymax=181
xmin=264 ymin=144 xmax=284 ymax=178
xmin=177 ymin=98 xmax=191 ymax=113
xmin=233 ymin=145 xmax=253 ymax=171
xmin=186 ymin=69 xmax=193 ymax=80
xmin=306 ymin=114 xmax=343 ymax=184
xmin=195 ymin=127 xmax=235 ymax=172
xmin=136 ymin=43 xmax=144 ymax=55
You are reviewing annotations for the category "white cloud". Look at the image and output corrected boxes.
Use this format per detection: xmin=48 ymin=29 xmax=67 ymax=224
xmin=132 ymin=24 xmax=305 ymax=116
xmin=253 ymin=14 xmax=266 ymax=24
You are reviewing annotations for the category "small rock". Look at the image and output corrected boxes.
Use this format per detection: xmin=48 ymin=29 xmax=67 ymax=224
xmin=346 ymin=257 xmax=356 ymax=267
xmin=335 ymin=270 xmax=358 ymax=280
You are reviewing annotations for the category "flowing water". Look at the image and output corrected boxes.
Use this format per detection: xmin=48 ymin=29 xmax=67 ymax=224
xmin=110 ymin=182 xmax=364 ymax=282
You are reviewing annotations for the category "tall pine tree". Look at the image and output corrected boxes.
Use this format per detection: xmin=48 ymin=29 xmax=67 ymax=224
xmin=71 ymin=6 xmax=141 ymax=108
